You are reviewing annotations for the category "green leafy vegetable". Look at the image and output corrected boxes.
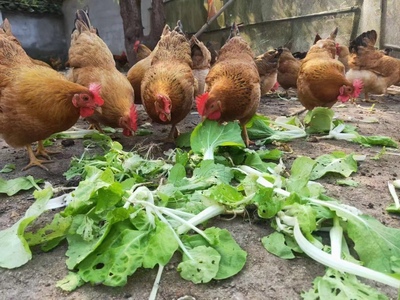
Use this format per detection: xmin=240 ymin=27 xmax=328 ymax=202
xmin=302 ymin=268 xmax=389 ymax=300
xmin=310 ymin=151 xmax=358 ymax=180
xmin=262 ymin=232 xmax=295 ymax=259
xmin=304 ymin=107 xmax=335 ymax=134
xmin=0 ymin=164 xmax=15 ymax=173
xmin=0 ymin=175 xmax=42 ymax=196
xmin=0 ymin=187 xmax=52 ymax=268
xmin=190 ymin=120 xmax=245 ymax=160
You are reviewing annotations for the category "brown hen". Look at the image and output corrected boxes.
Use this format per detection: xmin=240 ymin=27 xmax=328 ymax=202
xmin=297 ymin=27 xmax=362 ymax=111
xmin=346 ymin=30 xmax=400 ymax=101
xmin=67 ymin=9 xmax=137 ymax=136
xmin=254 ymin=49 xmax=278 ymax=96
xmin=141 ymin=25 xmax=195 ymax=140
xmin=275 ymin=47 xmax=301 ymax=95
xmin=196 ymin=24 xmax=260 ymax=146
xmin=0 ymin=29 xmax=104 ymax=170
xmin=127 ymin=27 xmax=170 ymax=104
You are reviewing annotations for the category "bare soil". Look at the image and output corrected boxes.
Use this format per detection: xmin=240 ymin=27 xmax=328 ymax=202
xmin=1 ymin=88 xmax=400 ymax=300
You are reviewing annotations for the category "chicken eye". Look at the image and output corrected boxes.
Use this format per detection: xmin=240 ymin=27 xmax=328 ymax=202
xmin=82 ymin=95 xmax=89 ymax=101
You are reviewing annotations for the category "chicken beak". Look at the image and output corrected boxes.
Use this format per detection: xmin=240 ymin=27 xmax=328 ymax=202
xmin=95 ymin=106 xmax=103 ymax=114
xmin=165 ymin=113 xmax=171 ymax=121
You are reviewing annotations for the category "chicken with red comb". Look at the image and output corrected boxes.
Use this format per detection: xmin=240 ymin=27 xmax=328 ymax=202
xmin=196 ymin=23 xmax=260 ymax=146
xmin=67 ymin=9 xmax=137 ymax=136
xmin=0 ymin=27 xmax=104 ymax=170
xmin=141 ymin=23 xmax=195 ymax=140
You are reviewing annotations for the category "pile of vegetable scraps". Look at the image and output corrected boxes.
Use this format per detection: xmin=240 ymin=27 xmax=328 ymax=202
xmin=0 ymin=108 xmax=400 ymax=299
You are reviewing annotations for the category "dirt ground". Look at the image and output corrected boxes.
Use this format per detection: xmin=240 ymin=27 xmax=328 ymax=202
xmin=1 ymin=88 xmax=400 ymax=300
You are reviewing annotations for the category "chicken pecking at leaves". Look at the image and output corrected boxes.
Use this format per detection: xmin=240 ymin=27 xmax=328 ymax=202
xmin=67 ymin=9 xmax=137 ymax=136
xmin=141 ymin=22 xmax=195 ymax=141
xmin=0 ymin=22 xmax=104 ymax=170
xmin=196 ymin=23 xmax=261 ymax=146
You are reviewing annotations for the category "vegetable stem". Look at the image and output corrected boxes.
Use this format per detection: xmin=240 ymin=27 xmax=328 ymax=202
xmin=388 ymin=182 xmax=400 ymax=209
xmin=293 ymin=218 xmax=400 ymax=288
xmin=148 ymin=264 xmax=164 ymax=300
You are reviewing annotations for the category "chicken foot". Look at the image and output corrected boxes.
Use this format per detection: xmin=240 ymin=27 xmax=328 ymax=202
xmin=23 ymin=145 xmax=54 ymax=171
xmin=35 ymin=140 xmax=60 ymax=159
xmin=240 ymin=124 xmax=253 ymax=147
xmin=167 ymin=125 xmax=180 ymax=142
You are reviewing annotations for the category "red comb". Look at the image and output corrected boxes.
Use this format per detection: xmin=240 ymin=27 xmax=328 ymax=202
xmin=129 ymin=104 xmax=138 ymax=131
xmin=352 ymin=79 xmax=363 ymax=98
xmin=196 ymin=92 xmax=209 ymax=116
xmin=272 ymin=81 xmax=280 ymax=91
xmin=89 ymin=83 xmax=104 ymax=106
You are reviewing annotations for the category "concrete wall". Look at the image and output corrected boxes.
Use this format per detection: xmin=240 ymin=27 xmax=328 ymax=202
xmin=1 ymin=11 xmax=67 ymax=62
xmin=164 ymin=0 xmax=363 ymax=55
xmin=1 ymin=0 xmax=397 ymax=62
xmin=62 ymin=0 xmax=152 ymax=55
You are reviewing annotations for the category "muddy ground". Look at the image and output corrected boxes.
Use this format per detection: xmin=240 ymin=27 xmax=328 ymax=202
xmin=0 ymin=88 xmax=400 ymax=300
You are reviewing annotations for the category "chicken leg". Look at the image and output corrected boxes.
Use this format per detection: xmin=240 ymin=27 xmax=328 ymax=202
xmin=23 ymin=144 xmax=53 ymax=171
xmin=35 ymin=140 xmax=60 ymax=159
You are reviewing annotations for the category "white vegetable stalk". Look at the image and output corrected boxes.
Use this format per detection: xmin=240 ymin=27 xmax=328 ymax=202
xmin=329 ymin=216 xmax=343 ymax=259
xmin=176 ymin=204 xmax=226 ymax=234
xmin=319 ymin=123 xmax=358 ymax=141
xmin=149 ymin=264 xmax=164 ymax=300
xmin=388 ymin=181 xmax=400 ymax=209
xmin=236 ymin=165 xmax=291 ymax=197
xmin=203 ymin=147 xmax=215 ymax=161
xmin=394 ymin=180 xmax=400 ymax=189
xmin=293 ymin=218 xmax=400 ymax=288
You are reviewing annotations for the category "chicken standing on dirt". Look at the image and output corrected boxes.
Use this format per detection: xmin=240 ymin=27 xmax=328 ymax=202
xmin=141 ymin=24 xmax=195 ymax=140
xmin=275 ymin=47 xmax=301 ymax=96
xmin=196 ymin=24 xmax=260 ymax=146
xmin=67 ymin=9 xmax=137 ymax=136
xmin=127 ymin=27 xmax=170 ymax=104
xmin=346 ymin=30 xmax=400 ymax=102
xmin=0 ymin=30 xmax=104 ymax=170
xmin=254 ymin=49 xmax=278 ymax=96
xmin=297 ymin=27 xmax=363 ymax=111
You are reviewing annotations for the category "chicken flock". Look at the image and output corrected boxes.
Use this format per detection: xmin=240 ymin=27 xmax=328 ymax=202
xmin=0 ymin=9 xmax=397 ymax=170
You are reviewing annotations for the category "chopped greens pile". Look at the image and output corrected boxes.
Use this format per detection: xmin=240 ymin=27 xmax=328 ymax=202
xmin=1 ymin=110 xmax=400 ymax=299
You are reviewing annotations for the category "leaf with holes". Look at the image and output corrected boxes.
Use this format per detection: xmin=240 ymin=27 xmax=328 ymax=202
xmin=75 ymin=218 xmax=178 ymax=287
xmin=178 ymin=245 xmax=221 ymax=284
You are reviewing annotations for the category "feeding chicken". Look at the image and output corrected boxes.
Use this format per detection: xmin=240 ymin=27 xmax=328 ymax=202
xmin=254 ymin=49 xmax=279 ymax=96
xmin=196 ymin=23 xmax=260 ymax=146
xmin=127 ymin=27 xmax=170 ymax=104
xmin=190 ymin=36 xmax=211 ymax=95
xmin=275 ymin=47 xmax=302 ymax=96
xmin=141 ymin=24 xmax=195 ymax=140
xmin=67 ymin=9 xmax=137 ymax=136
xmin=0 ymin=29 xmax=104 ymax=170
xmin=346 ymin=30 xmax=400 ymax=102
xmin=296 ymin=27 xmax=363 ymax=111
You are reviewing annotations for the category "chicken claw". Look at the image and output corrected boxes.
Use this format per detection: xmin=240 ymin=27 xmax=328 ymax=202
xmin=35 ymin=141 xmax=60 ymax=159
xmin=24 ymin=145 xmax=54 ymax=171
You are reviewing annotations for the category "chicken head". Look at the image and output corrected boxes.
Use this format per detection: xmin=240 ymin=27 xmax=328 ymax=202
xmin=72 ymin=83 xmax=104 ymax=117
